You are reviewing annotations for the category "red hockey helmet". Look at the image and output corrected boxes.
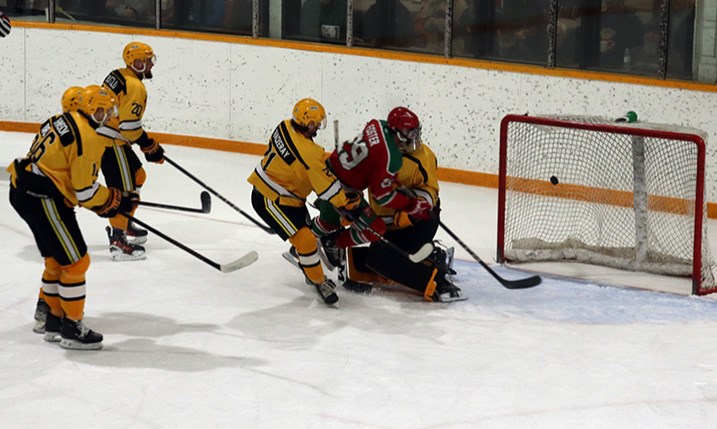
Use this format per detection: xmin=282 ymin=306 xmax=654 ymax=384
xmin=387 ymin=106 xmax=422 ymax=153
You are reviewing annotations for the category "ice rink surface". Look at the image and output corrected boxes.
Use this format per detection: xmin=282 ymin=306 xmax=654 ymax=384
xmin=2 ymin=131 xmax=717 ymax=428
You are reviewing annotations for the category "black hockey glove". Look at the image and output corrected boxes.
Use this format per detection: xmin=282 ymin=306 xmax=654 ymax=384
xmin=136 ymin=131 xmax=165 ymax=164
xmin=94 ymin=189 xmax=139 ymax=218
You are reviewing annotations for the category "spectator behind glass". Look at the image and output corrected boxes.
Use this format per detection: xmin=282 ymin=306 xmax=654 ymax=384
xmin=190 ymin=1 xmax=252 ymax=31
xmin=357 ymin=0 xmax=415 ymax=48
xmin=300 ymin=0 xmax=347 ymax=42
xmin=598 ymin=0 xmax=643 ymax=70
xmin=452 ymin=0 xmax=477 ymax=55
xmin=493 ymin=0 xmax=549 ymax=63
xmin=631 ymin=18 xmax=684 ymax=77
xmin=667 ymin=0 xmax=695 ymax=78
xmin=105 ymin=0 xmax=153 ymax=20
xmin=414 ymin=0 xmax=445 ymax=53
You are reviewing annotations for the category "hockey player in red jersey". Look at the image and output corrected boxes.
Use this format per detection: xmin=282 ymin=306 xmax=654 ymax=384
xmin=312 ymin=107 xmax=432 ymax=248
xmin=312 ymin=107 xmax=463 ymax=302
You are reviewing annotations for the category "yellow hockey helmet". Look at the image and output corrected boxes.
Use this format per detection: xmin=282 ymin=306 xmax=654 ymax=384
xmin=80 ymin=85 xmax=118 ymax=126
xmin=61 ymin=86 xmax=84 ymax=113
xmin=292 ymin=98 xmax=326 ymax=130
xmin=123 ymin=41 xmax=156 ymax=73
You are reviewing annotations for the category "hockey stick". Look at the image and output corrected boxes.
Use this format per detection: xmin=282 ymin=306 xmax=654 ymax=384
xmin=325 ymin=204 xmax=434 ymax=265
xmin=163 ymin=155 xmax=275 ymax=234
xmin=438 ymin=221 xmax=541 ymax=289
xmin=121 ymin=213 xmax=258 ymax=273
xmin=136 ymin=191 xmax=212 ymax=214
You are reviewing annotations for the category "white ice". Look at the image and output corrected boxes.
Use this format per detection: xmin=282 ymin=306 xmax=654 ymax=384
xmin=1 ymin=131 xmax=717 ymax=429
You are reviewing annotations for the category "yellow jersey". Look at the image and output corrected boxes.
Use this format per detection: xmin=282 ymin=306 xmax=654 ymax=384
xmin=248 ymin=119 xmax=349 ymax=208
xmin=102 ymin=67 xmax=148 ymax=144
xmin=371 ymin=143 xmax=440 ymax=226
xmin=7 ymin=111 xmax=113 ymax=209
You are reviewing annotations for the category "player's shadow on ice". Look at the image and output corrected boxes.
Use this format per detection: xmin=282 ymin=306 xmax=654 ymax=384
xmin=62 ymin=312 xmax=267 ymax=372
xmin=225 ymin=291 xmax=450 ymax=346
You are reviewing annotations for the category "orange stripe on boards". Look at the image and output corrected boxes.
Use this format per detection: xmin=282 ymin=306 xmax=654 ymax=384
xmin=2 ymin=121 xmax=716 ymax=218
xmin=149 ymin=132 xmax=267 ymax=156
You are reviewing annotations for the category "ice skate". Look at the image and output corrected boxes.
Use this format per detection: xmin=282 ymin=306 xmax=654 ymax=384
xmin=59 ymin=318 xmax=103 ymax=350
xmin=33 ymin=298 xmax=49 ymax=334
xmin=310 ymin=277 xmax=339 ymax=306
xmin=318 ymin=233 xmax=344 ymax=271
xmin=43 ymin=312 xmax=62 ymax=343
xmin=107 ymin=226 xmax=146 ymax=261
xmin=125 ymin=221 xmax=148 ymax=245
xmin=431 ymin=279 xmax=466 ymax=303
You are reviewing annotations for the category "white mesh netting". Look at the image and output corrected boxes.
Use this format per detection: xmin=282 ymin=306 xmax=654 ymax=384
xmin=500 ymin=114 xmax=716 ymax=295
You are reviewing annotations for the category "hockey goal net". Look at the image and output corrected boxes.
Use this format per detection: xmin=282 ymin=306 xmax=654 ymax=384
xmin=497 ymin=114 xmax=716 ymax=295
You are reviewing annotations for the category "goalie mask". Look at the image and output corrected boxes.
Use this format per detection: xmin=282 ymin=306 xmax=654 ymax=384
xmin=123 ymin=41 xmax=156 ymax=79
xmin=80 ymin=85 xmax=119 ymax=126
xmin=388 ymin=106 xmax=422 ymax=153
xmin=61 ymin=86 xmax=84 ymax=113
xmin=292 ymin=98 xmax=327 ymax=137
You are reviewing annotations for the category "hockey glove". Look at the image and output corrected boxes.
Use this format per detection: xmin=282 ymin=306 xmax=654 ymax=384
xmin=141 ymin=139 xmax=165 ymax=164
xmin=136 ymin=131 xmax=165 ymax=164
xmin=343 ymin=191 xmax=363 ymax=220
xmin=94 ymin=188 xmax=139 ymax=218
xmin=393 ymin=211 xmax=413 ymax=228
xmin=404 ymin=197 xmax=433 ymax=220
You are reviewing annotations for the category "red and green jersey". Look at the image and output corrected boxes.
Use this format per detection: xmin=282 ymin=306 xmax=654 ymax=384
xmin=328 ymin=119 xmax=411 ymax=209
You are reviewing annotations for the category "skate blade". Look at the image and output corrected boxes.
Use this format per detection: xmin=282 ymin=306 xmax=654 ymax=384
xmin=110 ymin=250 xmax=147 ymax=262
xmin=59 ymin=339 xmax=103 ymax=350
xmin=43 ymin=332 xmax=61 ymax=343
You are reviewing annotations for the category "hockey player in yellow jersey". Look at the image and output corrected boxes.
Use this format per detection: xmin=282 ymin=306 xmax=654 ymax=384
xmin=342 ymin=107 xmax=465 ymax=303
xmin=8 ymin=86 xmax=139 ymax=350
xmin=100 ymin=41 xmax=165 ymax=261
xmin=31 ymin=85 xmax=90 ymax=335
xmin=248 ymin=98 xmax=361 ymax=305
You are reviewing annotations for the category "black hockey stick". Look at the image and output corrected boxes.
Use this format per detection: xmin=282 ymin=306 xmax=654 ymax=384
xmin=163 ymin=155 xmax=275 ymax=234
xmin=338 ymin=207 xmax=434 ymax=264
xmin=121 ymin=213 xmax=258 ymax=273
xmin=439 ymin=221 xmax=541 ymax=289
xmin=136 ymin=191 xmax=212 ymax=214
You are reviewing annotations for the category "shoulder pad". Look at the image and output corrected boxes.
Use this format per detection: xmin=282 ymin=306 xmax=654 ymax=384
xmin=103 ymin=69 xmax=127 ymax=96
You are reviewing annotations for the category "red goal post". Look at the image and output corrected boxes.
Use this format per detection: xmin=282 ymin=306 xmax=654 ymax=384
xmin=497 ymin=114 xmax=715 ymax=295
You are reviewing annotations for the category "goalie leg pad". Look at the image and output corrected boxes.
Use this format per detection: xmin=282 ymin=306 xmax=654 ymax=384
xmin=365 ymin=241 xmax=437 ymax=297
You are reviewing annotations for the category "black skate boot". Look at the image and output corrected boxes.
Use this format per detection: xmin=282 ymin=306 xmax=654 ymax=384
xmin=431 ymin=278 xmax=466 ymax=303
xmin=107 ymin=226 xmax=146 ymax=261
xmin=319 ymin=233 xmax=345 ymax=272
xmin=43 ymin=312 xmax=62 ymax=343
xmin=310 ymin=277 xmax=339 ymax=305
xmin=126 ymin=221 xmax=148 ymax=245
xmin=33 ymin=298 xmax=49 ymax=334
xmin=60 ymin=318 xmax=103 ymax=350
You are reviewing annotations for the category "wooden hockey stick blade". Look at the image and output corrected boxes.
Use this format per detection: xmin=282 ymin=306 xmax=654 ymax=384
xmin=220 ymin=250 xmax=259 ymax=273
xmin=200 ymin=191 xmax=212 ymax=213
xmin=407 ymin=243 xmax=435 ymax=263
